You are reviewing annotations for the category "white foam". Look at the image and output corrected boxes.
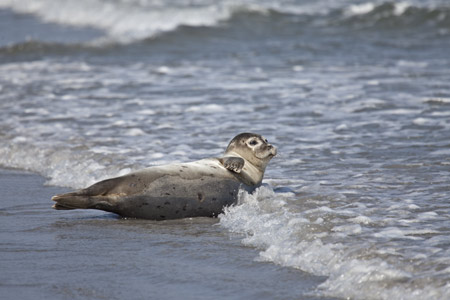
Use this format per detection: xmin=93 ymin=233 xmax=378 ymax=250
xmin=387 ymin=109 xmax=420 ymax=115
xmin=366 ymin=80 xmax=379 ymax=85
xmin=335 ymin=123 xmax=349 ymax=131
xmin=156 ymin=66 xmax=172 ymax=75
xmin=345 ymin=1 xmax=411 ymax=18
xmin=431 ymin=149 xmax=450 ymax=156
xmin=185 ymin=104 xmax=225 ymax=113
xmin=349 ymin=215 xmax=373 ymax=225
xmin=150 ymin=121 xmax=174 ymax=130
xmin=219 ymin=185 xmax=450 ymax=300
xmin=332 ymin=224 xmax=362 ymax=234
xmin=125 ymin=128 xmax=146 ymax=136
xmin=0 ymin=140 xmax=133 ymax=189
xmin=138 ymin=109 xmax=156 ymax=116
xmin=412 ymin=117 xmax=440 ymax=126
xmin=12 ymin=136 xmax=28 ymax=143
xmin=418 ymin=211 xmax=439 ymax=220
xmin=374 ymin=227 xmax=423 ymax=240
xmin=394 ymin=2 xmax=410 ymax=16
xmin=150 ymin=153 xmax=165 ymax=159
xmin=345 ymin=3 xmax=375 ymax=16
xmin=1 ymin=0 xmax=425 ymax=45
xmin=430 ymin=111 xmax=450 ymax=116
xmin=0 ymin=0 xmax=232 ymax=42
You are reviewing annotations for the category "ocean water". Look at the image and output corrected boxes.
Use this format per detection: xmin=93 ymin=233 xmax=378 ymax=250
xmin=0 ymin=0 xmax=449 ymax=299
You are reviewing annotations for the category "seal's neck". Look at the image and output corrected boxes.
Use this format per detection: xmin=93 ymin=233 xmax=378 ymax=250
xmin=224 ymin=151 xmax=265 ymax=186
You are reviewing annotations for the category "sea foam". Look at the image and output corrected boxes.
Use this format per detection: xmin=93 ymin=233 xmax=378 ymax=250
xmin=219 ymin=186 xmax=450 ymax=300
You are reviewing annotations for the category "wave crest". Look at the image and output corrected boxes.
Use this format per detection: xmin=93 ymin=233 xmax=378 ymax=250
xmin=1 ymin=0 xmax=449 ymax=46
xmin=340 ymin=2 xmax=450 ymax=30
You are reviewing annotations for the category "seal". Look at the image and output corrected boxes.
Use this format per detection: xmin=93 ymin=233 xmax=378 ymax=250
xmin=51 ymin=133 xmax=277 ymax=220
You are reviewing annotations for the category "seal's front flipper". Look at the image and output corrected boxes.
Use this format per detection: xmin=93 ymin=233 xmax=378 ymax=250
xmin=220 ymin=157 xmax=245 ymax=173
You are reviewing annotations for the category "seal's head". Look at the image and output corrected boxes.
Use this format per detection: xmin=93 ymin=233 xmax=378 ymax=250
xmin=225 ymin=133 xmax=277 ymax=171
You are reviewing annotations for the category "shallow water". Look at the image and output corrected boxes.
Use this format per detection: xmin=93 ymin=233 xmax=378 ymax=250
xmin=0 ymin=0 xmax=450 ymax=299
xmin=0 ymin=168 xmax=331 ymax=300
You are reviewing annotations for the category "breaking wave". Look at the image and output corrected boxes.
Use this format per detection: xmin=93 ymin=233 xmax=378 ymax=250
xmin=0 ymin=0 xmax=448 ymax=47
xmin=219 ymin=186 xmax=450 ymax=300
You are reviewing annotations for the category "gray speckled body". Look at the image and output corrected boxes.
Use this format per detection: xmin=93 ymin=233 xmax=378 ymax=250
xmin=52 ymin=133 xmax=276 ymax=220
xmin=52 ymin=159 xmax=253 ymax=220
xmin=108 ymin=176 xmax=246 ymax=220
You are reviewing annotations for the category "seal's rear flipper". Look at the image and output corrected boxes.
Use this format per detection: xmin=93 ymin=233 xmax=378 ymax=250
xmin=51 ymin=190 xmax=117 ymax=213
xmin=51 ymin=192 xmax=94 ymax=210
xmin=52 ymin=202 xmax=76 ymax=210
xmin=51 ymin=176 xmax=127 ymax=211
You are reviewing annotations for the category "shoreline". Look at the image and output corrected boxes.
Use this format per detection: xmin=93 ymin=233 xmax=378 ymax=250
xmin=0 ymin=168 xmax=335 ymax=300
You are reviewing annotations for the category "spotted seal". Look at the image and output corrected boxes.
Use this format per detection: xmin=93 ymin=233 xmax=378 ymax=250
xmin=52 ymin=133 xmax=277 ymax=220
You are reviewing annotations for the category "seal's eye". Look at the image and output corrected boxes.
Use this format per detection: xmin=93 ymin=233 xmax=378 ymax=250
xmin=264 ymin=139 xmax=268 ymax=143
xmin=249 ymin=140 xmax=258 ymax=146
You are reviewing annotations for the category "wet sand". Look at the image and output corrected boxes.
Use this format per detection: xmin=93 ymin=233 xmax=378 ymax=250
xmin=0 ymin=168 xmax=334 ymax=300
